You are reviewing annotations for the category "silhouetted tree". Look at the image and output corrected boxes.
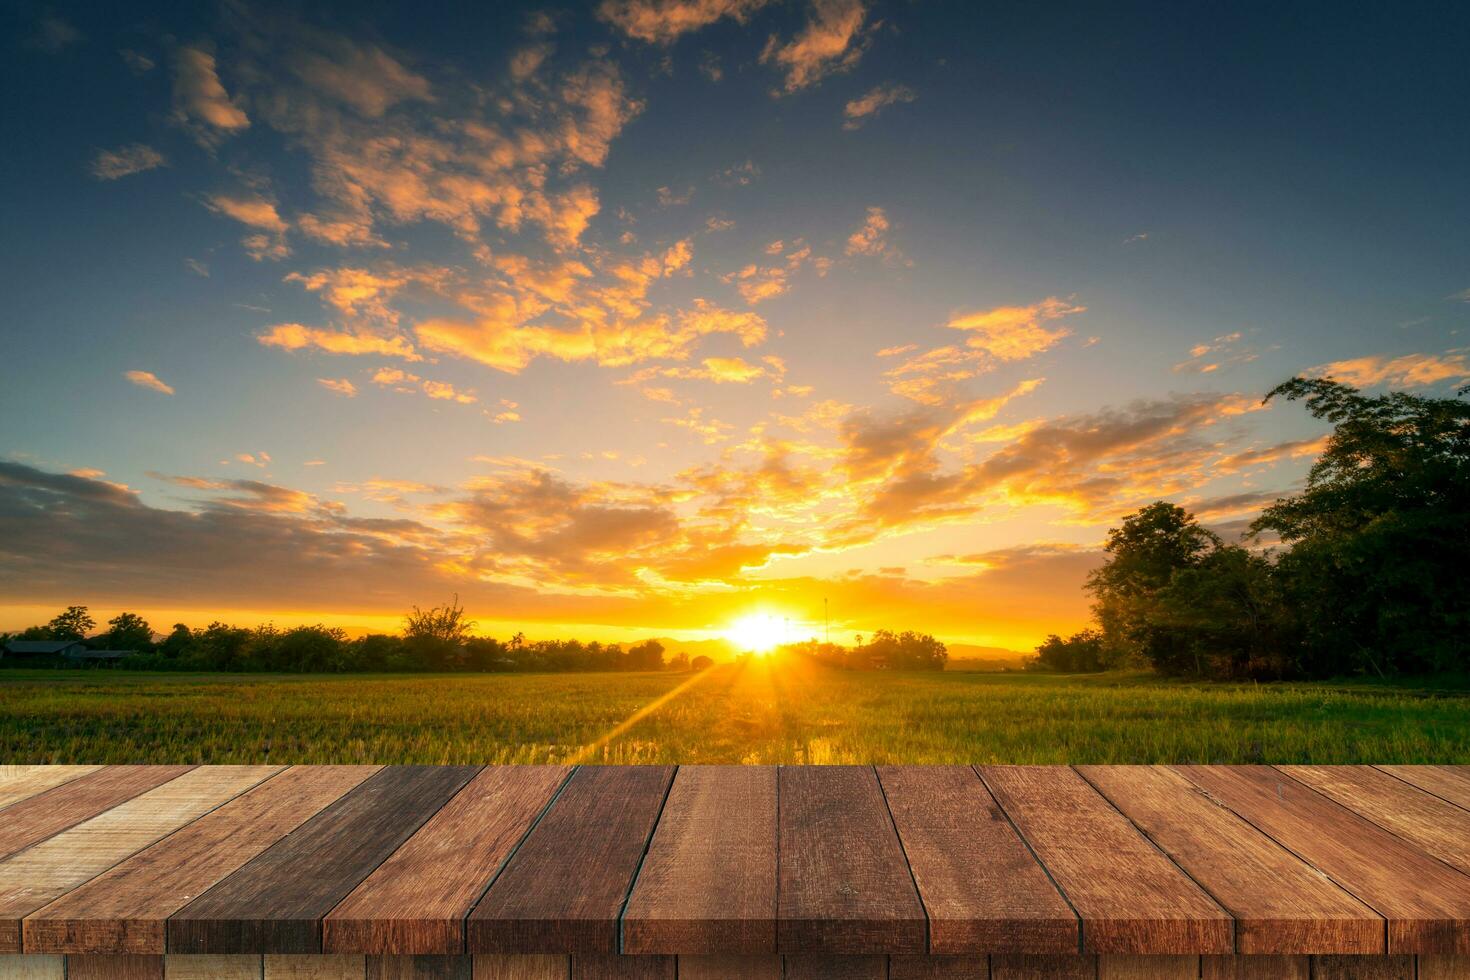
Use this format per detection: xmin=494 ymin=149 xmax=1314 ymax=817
xmin=47 ymin=605 xmax=95 ymax=641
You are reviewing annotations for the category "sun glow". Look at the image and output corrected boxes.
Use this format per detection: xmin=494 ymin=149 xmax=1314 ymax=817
xmin=725 ymin=613 xmax=787 ymax=654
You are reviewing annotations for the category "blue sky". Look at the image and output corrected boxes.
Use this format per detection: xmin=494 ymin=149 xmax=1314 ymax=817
xmin=1 ymin=0 xmax=1466 ymax=647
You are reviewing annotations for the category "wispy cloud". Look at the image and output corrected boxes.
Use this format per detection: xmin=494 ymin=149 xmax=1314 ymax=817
xmin=90 ymin=144 xmax=166 ymax=180
xmin=843 ymin=83 xmax=916 ymax=129
xmin=317 ymin=378 xmax=358 ymax=397
xmin=124 ymin=370 xmax=175 ymax=395
xmin=599 ymin=0 xmax=774 ymax=44
xmin=1310 ymin=348 xmax=1470 ymax=388
xmin=171 ymin=46 xmax=250 ymax=145
xmin=761 ymin=0 xmax=871 ymax=94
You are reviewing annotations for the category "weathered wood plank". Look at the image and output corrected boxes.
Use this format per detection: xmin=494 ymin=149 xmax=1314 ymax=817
xmin=0 ymin=766 xmax=194 ymax=862
xmin=1200 ymin=954 xmax=1310 ymax=980
xmin=1281 ymin=766 xmax=1470 ymax=875
xmin=170 ymin=767 xmax=480 ymax=955
xmin=990 ymin=954 xmax=1094 ymax=980
xmin=889 ymin=955 xmax=989 ymax=979
xmin=0 ymin=767 xmax=102 ymax=812
xmin=0 ymin=767 xmax=278 ymax=954
xmin=66 ymin=954 xmax=164 ymax=979
xmin=674 ymin=955 xmax=780 ymax=980
xmin=879 ymin=765 xmax=1077 ymax=954
xmin=325 ymin=767 xmax=568 ymax=955
xmin=470 ymin=955 xmax=569 ymax=980
xmin=1080 ymin=765 xmax=1382 ymax=953
xmin=621 ymin=766 xmax=777 ymax=955
xmin=1178 ymin=765 xmax=1470 ymax=954
xmin=1310 ymin=955 xmax=1414 ymax=980
xmin=467 ymin=767 xmax=674 ymax=954
xmin=569 ymin=955 xmax=672 ymax=980
xmin=1375 ymin=767 xmax=1470 ymax=810
xmin=164 ymin=954 xmax=263 ymax=979
xmin=0 ymin=955 xmax=63 ymax=979
xmin=979 ymin=766 xmax=1231 ymax=954
xmin=778 ymin=766 xmax=926 ymax=955
xmin=366 ymin=956 xmax=471 ymax=980
xmin=1417 ymin=955 xmax=1470 ymax=980
xmin=26 ymin=766 xmax=377 ymax=954
xmin=263 ymin=954 xmax=365 ymax=979
xmin=782 ymin=956 xmax=887 ymax=980
xmin=1097 ymin=957 xmax=1197 ymax=980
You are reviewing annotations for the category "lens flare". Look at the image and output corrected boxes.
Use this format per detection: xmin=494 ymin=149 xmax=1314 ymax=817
xmin=726 ymin=613 xmax=786 ymax=654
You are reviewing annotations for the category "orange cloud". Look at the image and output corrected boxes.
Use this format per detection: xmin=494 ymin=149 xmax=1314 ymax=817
xmin=317 ymin=378 xmax=358 ymax=397
xmin=124 ymin=370 xmax=175 ymax=395
xmin=171 ymin=46 xmax=250 ymax=143
xmin=599 ymin=0 xmax=773 ymax=43
xmin=946 ymin=297 xmax=1085 ymax=360
xmin=843 ymin=83 xmax=916 ymax=129
xmin=258 ymin=323 xmax=421 ymax=360
xmin=1310 ymin=349 xmax=1470 ymax=388
xmin=91 ymin=144 xmax=166 ymax=180
xmin=761 ymin=0 xmax=871 ymax=94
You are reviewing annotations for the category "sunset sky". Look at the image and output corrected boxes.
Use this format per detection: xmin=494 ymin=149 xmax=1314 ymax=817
xmin=1 ymin=1 xmax=1467 ymax=650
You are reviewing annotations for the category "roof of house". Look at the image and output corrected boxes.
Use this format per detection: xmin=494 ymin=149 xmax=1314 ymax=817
xmin=67 ymin=649 xmax=134 ymax=659
xmin=3 ymin=640 xmax=87 ymax=654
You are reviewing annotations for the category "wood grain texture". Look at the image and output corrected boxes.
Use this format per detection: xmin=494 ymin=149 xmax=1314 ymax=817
xmin=1178 ymin=765 xmax=1470 ymax=954
xmin=674 ymin=955 xmax=781 ymax=980
xmin=471 ymin=955 xmax=569 ymax=980
xmin=879 ymin=766 xmax=1076 ymax=954
xmin=979 ymin=766 xmax=1231 ymax=955
xmin=568 ymin=956 xmax=672 ymax=980
xmin=990 ymin=955 xmax=1094 ymax=980
xmin=1375 ymin=767 xmax=1470 ymax=810
xmin=164 ymin=954 xmax=263 ymax=979
xmin=1280 ymin=766 xmax=1470 ymax=874
xmin=1097 ymin=956 xmax=1198 ymax=980
xmin=325 ymin=767 xmax=568 ymax=955
xmin=1201 ymin=955 xmax=1310 ymax=980
xmin=170 ymin=767 xmax=480 ymax=955
xmin=621 ymin=766 xmax=777 ymax=955
xmin=889 ymin=955 xmax=989 ymax=979
xmin=1417 ymin=955 xmax=1470 ymax=980
xmin=0 ymin=768 xmax=101 ymax=812
xmin=0 ymin=767 xmax=194 ymax=861
xmin=26 ymin=766 xmax=377 ymax=954
xmin=0 ymin=956 xmax=63 ymax=980
xmin=0 ymin=767 xmax=278 ymax=954
xmin=1310 ymin=956 xmax=1414 ymax=980
xmin=777 ymin=766 xmax=926 ymax=955
xmin=366 ymin=956 xmax=470 ymax=980
xmin=467 ymin=767 xmax=675 ymax=955
xmin=781 ymin=956 xmax=887 ymax=980
xmin=66 ymin=954 xmax=164 ymax=979
xmin=263 ymin=955 xmax=365 ymax=979
xmin=1079 ymin=765 xmax=1382 ymax=954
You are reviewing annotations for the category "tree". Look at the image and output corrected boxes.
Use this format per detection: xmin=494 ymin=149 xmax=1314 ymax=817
xmin=625 ymin=639 xmax=665 ymax=671
xmin=1029 ymin=629 xmax=1106 ymax=673
xmin=158 ymin=624 xmax=193 ymax=658
xmin=404 ymin=595 xmax=474 ymax=644
xmin=1250 ymin=378 xmax=1470 ymax=675
xmin=47 ymin=605 xmax=95 ymax=641
xmin=1086 ymin=502 xmax=1222 ymax=671
xmin=103 ymin=612 xmax=153 ymax=651
xmin=691 ymin=655 xmax=714 ymax=671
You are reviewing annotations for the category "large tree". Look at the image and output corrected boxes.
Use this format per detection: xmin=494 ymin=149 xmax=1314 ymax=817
xmin=1250 ymin=378 xmax=1470 ymax=675
xmin=46 ymin=605 xmax=95 ymax=641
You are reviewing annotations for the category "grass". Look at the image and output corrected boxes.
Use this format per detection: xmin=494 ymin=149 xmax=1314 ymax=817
xmin=2 ymin=658 xmax=1468 ymax=765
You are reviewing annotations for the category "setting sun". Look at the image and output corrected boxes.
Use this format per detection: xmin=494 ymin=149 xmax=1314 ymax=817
xmin=725 ymin=613 xmax=788 ymax=655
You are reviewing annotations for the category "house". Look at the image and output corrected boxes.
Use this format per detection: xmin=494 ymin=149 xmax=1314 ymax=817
xmin=3 ymin=639 xmax=87 ymax=659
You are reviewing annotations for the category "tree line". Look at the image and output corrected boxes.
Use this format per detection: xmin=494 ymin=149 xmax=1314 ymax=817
xmin=1029 ymin=378 xmax=1468 ymax=679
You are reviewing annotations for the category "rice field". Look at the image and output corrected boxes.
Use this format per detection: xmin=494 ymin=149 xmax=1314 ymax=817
xmin=3 ymin=658 xmax=1467 ymax=765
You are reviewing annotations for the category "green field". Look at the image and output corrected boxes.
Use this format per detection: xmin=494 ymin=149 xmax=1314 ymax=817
xmin=3 ymin=659 xmax=1468 ymax=765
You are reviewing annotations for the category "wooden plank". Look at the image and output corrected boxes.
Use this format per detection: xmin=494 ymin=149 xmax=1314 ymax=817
xmin=979 ymin=766 xmax=1231 ymax=954
xmin=889 ymin=955 xmax=989 ymax=979
xmin=1310 ymin=955 xmax=1414 ymax=980
xmin=471 ymin=956 xmax=568 ymax=980
xmin=990 ymin=955 xmax=1094 ymax=980
xmin=164 ymin=954 xmax=264 ymax=979
xmin=1281 ymin=766 xmax=1470 ymax=875
xmin=1079 ymin=765 xmax=1382 ymax=954
xmin=568 ymin=956 xmax=672 ymax=980
xmin=325 ymin=767 xmax=569 ymax=955
xmin=621 ymin=766 xmax=777 ymax=955
xmin=0 ymin=955 xmax=63 ymax=980
xmin=263 ymin=955 xmax=365 ymax=979
xmin=0 ymin=766 xmax=194 ymax=861
xmin=1200 ymin=955 xmax=1309 ymax=980
xmin=0 ymin=767 xmax=278 ymax=954
xmin=0 ymin=767 xmax=102 ymax=811
xmin=1178 ymin=765 xmax=1470 ymax=954
xmin=674 ymin=955 xmax=780 ymax=980
xmin=170 ymin=767 xmax=480 ymax=955
xmin=26 ymin=766 xmax=378 ymax=954
xmin=777 ymin=766 xmax=926 ymax=955
xmin=1375 ymin=767 xmax=1470 ymax=810
xmin=67 ymin=954 xmax=164 ymax=979
xmin=878 ymin=766 xmax=1077 ymax=954
xmin=1097 ymin=957 xmax=1197 ymax=980
xmin=1418 ymin=955 xmax=1470 ymax=980
xmin=366 ymin=956 xmax=470 ymax=980
xmin=467 ymin=767 xmax=675 ymax=955
xmin=781 ymin=956 xmax=887 ymax=980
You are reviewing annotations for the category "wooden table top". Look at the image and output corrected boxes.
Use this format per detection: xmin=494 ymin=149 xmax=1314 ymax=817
xmin=0 ymin=765 xmax=1467 ymax=959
